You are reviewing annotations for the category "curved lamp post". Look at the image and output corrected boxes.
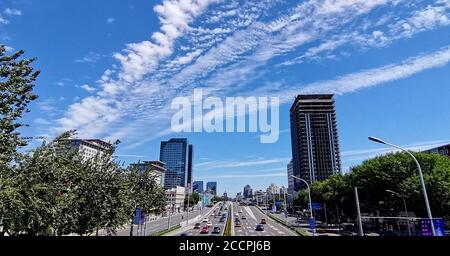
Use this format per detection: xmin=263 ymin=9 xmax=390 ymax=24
xmin=290 ymin=175 xmax=314 ymax=220
xmin=369 ymin=136 xmax=435 ymax=236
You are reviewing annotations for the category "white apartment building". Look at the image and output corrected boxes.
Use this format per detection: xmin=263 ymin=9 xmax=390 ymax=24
xmin=166 ymin=186 xmax=186 ymax=213
xmin=68 ymin=139 xmax=114 ymax=162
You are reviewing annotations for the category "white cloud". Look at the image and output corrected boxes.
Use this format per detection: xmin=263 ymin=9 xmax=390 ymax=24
xmin=197 ymin=172 xmax=286 ymax=180
xmin=113 ymin=0 xmax=220 ymax=83
xmin=0 ymin=17 xmax=9 ymax=25
xmin=106 ymin=17 xmax=115 ymax=23
xmin=279 ymin=45 xmax=450 ymax=98
xmin=55 ymin=0 xmax=450 ymax=147
xmin=75 ymin=52 xmax=103 ymax=63
xmin=4 ymin=8 xmax=22 ymax=16
xmin=196 ymin=157 xmax=291 ymax=170
xmin=80 ymin=84 xmax=96 ymax=93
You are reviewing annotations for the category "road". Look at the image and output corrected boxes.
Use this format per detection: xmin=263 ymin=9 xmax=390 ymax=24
xmin=111 ymin=208 xmax=203 ymax=236
xmin=232 ymin=202 xmax=297 ymax=236
xmin=175 ymin=202 xmax=230 ymax=236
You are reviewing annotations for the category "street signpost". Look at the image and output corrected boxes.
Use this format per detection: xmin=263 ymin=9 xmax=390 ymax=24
xmin=422 ymin=218 xmax=446 ymax=236
xmin=312 ymin=203 xmax=322 ymax=210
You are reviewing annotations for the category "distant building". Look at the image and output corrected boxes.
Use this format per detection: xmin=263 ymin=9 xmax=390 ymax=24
xmin=160 ymin=138 xmax=193 ymax=189
xmin=422 ymin=144 xmax=450 ymax=157
xmin=130 ymin=161 xmax=166 ymax=187
xmin=68 ymin=139 xmax=114 ymax=162
xmin=280 ymin=186 xmax=287 ymax=195
xmin=287 ymin=160 xmax=294 ymax=194
xmin=266 ymin=183 xmax=279 ymax=195
xmin=206 ymin=182 xmax=217 ymax=196
xmin=290 ymin=94 xmax=341 ymax=191
xmin=254 ymin=190 xmax=267 ymax=205
xmin=166 ymin=186 xmax=186 ymax=213
xmin=243 ymin=185 xmax=253 ymax=199
xmin=223 ymin=191 xmax=228 ymax=200
xmin=193 ymin=181 xmax=204 ymax=193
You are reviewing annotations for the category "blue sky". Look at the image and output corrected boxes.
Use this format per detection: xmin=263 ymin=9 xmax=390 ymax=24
xmin=2 ymin=0 xmax=450 ymax=196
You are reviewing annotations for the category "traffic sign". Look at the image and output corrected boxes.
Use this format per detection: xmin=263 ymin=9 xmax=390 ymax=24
xmin=308 ymin=218 xmax=316 ymax=229
xmin=421 ymin=218 xmax=446 ymax=236
xmin=133 ymin=208 xmax=141 ymax=224
xmin=312 ymin=203 xmax=322 ymax=210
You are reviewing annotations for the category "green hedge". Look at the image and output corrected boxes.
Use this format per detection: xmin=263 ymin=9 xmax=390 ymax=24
xmin=150 ymin=224 xmax=181 ymax=236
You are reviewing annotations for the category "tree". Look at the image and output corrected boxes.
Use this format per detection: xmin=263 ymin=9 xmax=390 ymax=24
xmin=0 ymin=46 xmax=39 ymax=235
xmin=0 ymin=45 xmax=39 ymax=169
xmin=124 ymin=166 xmax=166 ymax=236
xmin=296 ymin=152 xmax=450 ymax=223
xmin=184 ymin=192 xmax=200 ymax=208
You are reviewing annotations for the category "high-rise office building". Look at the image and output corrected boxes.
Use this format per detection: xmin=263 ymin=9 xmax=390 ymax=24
xmin=289 ymin=94 xmax=341 ymax=191
xmin=243 ymin=185 xmax=253 ymax=199
xmin=187 ymin=145 xmax=193 ymax=187
xmin=206 ymin=182 xmax=217 ymax=196
xmin=193 ymin=181 xmax=204 ymax=193
xmin=160 ymin=138 xmax=193 ymax=189
xmin=287 ymin=160 xmax=294 ymax=194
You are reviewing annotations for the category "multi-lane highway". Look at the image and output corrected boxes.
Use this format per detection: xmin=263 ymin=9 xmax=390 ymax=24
xmin=175 ymin=202 xmax=230 ymax=236
xmin=232 ymin=202 xmax=297 ymax=236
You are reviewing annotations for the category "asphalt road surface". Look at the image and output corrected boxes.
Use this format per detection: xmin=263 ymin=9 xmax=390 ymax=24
xmin=177 ymin=202 xmax=230 ymax=237
xmin=232 ymin=203 xmax=297 ymax=236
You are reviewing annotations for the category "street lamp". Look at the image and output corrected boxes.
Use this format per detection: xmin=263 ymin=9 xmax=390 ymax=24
xmin=386 ymin=189 xmax=412 ymax=236
xmin=290 ymin=175 xmax=313 ymax=220
xmin=369 ymin=136 xmax=435 ymax=236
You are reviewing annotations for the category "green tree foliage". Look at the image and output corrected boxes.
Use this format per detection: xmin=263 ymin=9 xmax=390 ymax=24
xmin=0 ymin=47 xmax=167 ymax=235
xmin=293 ymin=152 xmax=450 ymax=221
xmin=0 ymin=46 xmax=39 ymax=168
xmin=125 ymin=165 xmax=166 ymax=236
xmin=184 ymin=192 xmax=200 ymax=208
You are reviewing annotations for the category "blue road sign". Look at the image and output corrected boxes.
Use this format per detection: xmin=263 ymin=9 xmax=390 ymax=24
xmin=421 ymin=218 xmax=446 ymax=236
xmin=309 ymin=218 xmax=316 ymax=229
xmin=312 ymin=203 xmax=322 ymax=210
xmin=133 ymin=208 xmax=141 ymax=224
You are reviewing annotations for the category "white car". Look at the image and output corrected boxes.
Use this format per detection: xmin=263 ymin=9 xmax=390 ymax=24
xmin=202 ymin=218 xmax=209 ymax=223
xmin=207 ymin=221 xmax=213 ymax=227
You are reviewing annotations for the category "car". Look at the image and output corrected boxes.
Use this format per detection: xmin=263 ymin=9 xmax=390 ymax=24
xmin=241 ymin=215 xmax=247 ymax=220
xmin=207 ymin=221 xmax=213 ymax=227
xmin=256 ymin=224 xmax=264 ymax=231
xmin=180 ymin=233 xmax=190 ymax=236
xmin=235 ymin=221 xmax=242 ymax=227
xmin=261 ymin=219 xmax=267 ymax=224
xmin=238 ymin=210 xmax=243 ymax=213
xmin=194 ymin=223 xmax=201 ymax=229
xmin=202 ymin=218 xmax=209 ymax=223
xmin=201 ymin=226 xmax=209 ymax=234
xmin=219 ymin=217 xmax=226 ymax=223
xmin=212 ymin=226 xmax=221 ymax=234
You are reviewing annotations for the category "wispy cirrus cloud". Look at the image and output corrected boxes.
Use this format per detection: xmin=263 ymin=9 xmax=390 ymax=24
xmin=195 ymin=157 xmax=291 ymax=170
xmin=53 ymin=0 xmax=450 ymax=149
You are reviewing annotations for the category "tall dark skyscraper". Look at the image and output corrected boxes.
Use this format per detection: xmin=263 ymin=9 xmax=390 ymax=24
xmin=206 ymin=182 xmax=217 ymax=196
xmin=193 ymin=181 xmax=204 ymax=193
xmin=289 ymin=95 xmax=341 ymax=192
xmin=187 ymin=145 xmax=193 ymax=187
xmin=160 ymin=138 xmax=193 ymax=189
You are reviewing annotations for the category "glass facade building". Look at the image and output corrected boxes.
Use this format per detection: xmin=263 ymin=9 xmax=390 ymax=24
xmin=206 ymin=182 xmax=217 ymax=196
xmin=160 ymin=138 xmax=193 ymax=189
